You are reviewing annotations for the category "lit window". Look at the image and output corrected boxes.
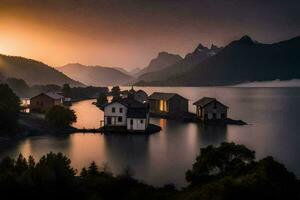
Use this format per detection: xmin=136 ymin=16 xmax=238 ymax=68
xmin=159 ymin=100 xmax=167 ymax=112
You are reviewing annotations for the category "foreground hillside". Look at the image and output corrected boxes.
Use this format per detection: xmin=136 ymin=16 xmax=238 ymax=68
xmin=58 ymin=63 xmax=133 ymax=86
xmin=136 ymin=35 xmax=300 ymax=86
xmin=0 ymin=54 xmax=83 ymax=86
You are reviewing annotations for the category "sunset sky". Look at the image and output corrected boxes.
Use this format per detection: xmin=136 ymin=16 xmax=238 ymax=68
xmin=0 ymin=0 xmax=299 ymax=70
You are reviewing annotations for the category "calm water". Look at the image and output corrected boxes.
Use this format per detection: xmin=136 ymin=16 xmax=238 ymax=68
xmin=0 ymin=87 xmax=300 ymax=187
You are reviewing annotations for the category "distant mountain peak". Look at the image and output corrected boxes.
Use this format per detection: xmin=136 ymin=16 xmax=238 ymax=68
xmin=238 ymin=35 xmax=255 ymax=45
xmin=210 ymin=44 xmax=219 ymax=50
xmin=195 ymin=43 xmax=209 ymax=51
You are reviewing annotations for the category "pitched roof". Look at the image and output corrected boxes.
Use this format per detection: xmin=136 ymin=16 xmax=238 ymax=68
xmin=193 ymin=97 xmax=228 ymax=108
xmin=127 ymin=107 xmax=148 ymax=118
xmin=149 ymin=92 xmax=187 ymax=101
xmin=107 ymin=97 xmax=148 ymax=108
xmin=44 ymin=92 xmax=64 ymax=100
xmin=31 ymin=92 xmax=64 ymax=100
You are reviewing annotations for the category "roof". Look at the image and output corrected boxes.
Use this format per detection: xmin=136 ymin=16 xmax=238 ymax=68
xmin=31 ymin=92 xmax=64 ymax=100
xmin=127 ymin=107 xmax=148 ymax=118
xmin=107 ymin=97 xmax=148 ymax=108
xmin=193 ymin=97 xmax=228 ymax=108
xmin=149 ymin=92 xmax=187 ymax=101
xmin=135 ymin=90 xmax=148 ymax=96
xmin=44 ymin=92 xmax=64 ymax=100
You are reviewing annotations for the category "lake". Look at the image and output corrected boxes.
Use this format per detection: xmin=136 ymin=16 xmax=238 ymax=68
xmin=0 ymin=87 xmax=300 ymax=187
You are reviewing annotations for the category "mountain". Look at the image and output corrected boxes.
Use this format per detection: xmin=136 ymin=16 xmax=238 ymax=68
xmin=136 ymin=52 xmax=183 ymax=77
xmin=136 ymin=35 xmax=300 ymax=86
xmin=0 ymin=54 xmax=83 ymax=86
xmin=58 ymin=63 xmax=133 ymax=86
xmin=136 ymin=44 xmax=222 ymax=83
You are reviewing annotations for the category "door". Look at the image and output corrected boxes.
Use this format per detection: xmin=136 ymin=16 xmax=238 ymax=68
xmin=107 ymin=117 xmax=112 ymax=125
xmin=130 ymin=119 xmax=133 ymax=130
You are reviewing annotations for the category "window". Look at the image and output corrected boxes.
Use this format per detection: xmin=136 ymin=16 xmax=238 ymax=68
xmin=159 ymin=100 xmax=167 ymax=112
xmin=213 ymin=102 xmax=217 ymax=109
xmin=213 ymin=113 xmax=217 ymax=119
xmin=130 ymin=119 xmax=133 ymax=125
xmin=204 ymin=114 xmax=208 ymax=119
xmin=36 ymin=101 xmax=39 ymax=105
xmin=112 ymin=107 xmax=116 ymax=113
xmin=221 ymin=113 xmax=226 ymax=119
xmin=118 ymin=117 xmax=122 ymax=122
xmin=119 ymin=108 xmax=123 ymax=113
xmin=140 ymin=119 xmax=144 ymax=123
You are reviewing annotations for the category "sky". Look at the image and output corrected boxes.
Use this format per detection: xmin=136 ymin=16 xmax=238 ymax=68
xmin=0 ymin=0 xmax=299 ymax=70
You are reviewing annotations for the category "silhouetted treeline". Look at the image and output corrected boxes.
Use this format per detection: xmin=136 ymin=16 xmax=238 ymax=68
xmin=4 ymin=78 xmax=108 ymax=99
xmin=0 ymin=84 xmax=20 ymax=132
xmin=0 ymin=143 xmax=299 ymax=200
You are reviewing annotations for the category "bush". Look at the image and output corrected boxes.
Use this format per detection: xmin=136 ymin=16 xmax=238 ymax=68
xmin=45 ymin=105 xmax=76 ymax=128
xmin=0 ymin=84 xmax=20 ymax=131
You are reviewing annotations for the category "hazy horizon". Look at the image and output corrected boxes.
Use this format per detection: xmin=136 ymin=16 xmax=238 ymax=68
xmin=1 ymin=0 xmax=299 ymax=70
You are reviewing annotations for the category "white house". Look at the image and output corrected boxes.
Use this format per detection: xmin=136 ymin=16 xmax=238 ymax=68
xmin=103 ymin=97 xmax=149 ymax=132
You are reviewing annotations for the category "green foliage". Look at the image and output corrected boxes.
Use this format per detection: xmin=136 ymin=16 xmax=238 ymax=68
xmin=186 ymin=142 xmax=255 ymax=185
xmin=0 ymin=84 xmax=20 ymax=131
xmin=45 ymin=105 xmax=77 ymax=128
xmin=62 ymin=83 xmax=71 ymax=97
xmin=111 ymin=86 xmax=121 ymax=101
xmin=5 ymin=78 xmax=30 ymax=97
xmin=183 ymin=143 xmax=299 ymax=200
xmin=96 ymin=92 xmax=108 ymax=108
xmin=0 ymin=143 xmax=298 ymax=200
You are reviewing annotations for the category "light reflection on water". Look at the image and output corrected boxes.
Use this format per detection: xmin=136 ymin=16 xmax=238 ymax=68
xmin=0 ymin=87 xmax=300 ymax=187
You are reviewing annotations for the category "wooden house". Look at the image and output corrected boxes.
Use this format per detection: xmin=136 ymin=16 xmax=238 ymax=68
xmin=193 ymin=97 xmax=228 ymax=120
xmin=148 ymin=92 xmax=188 ymax=115
xmin=30 ymin=92 xmax=64 ymax=112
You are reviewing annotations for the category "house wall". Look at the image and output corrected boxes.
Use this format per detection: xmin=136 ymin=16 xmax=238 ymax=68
xmin=134 ymin=92 xmax=148 ymax=103
xmin=127 ymin=118 xmax=147 ymax=131
xmin=104 ymin=102 xmax=127 ymax=126
xmin=149 ymin=99 xmax=160 ymax=113
xmin=197 ymin=101 xmax=228 ymax=120
xmin=168 ymin=95 xmax=188 ymax=114
xmin=30 ymin=94 xmax=56 ymax=112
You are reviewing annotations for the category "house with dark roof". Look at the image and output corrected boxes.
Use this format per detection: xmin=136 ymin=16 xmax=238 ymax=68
xmin=148 ymin=92 xmax=188 ymax=115
xmin=30 ymin=92 xmax=64 ymax=112
xmin=120 ymin=87 xmax=149 ymax=103
xmin=103 ymin=96 xmax=150 ymax=132
xmin=193 ymin=97 xmax=228 ymax=120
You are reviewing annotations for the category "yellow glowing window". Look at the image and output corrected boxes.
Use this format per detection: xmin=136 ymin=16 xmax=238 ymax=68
xmin=159 ymin=100 xmax=168 ymax=112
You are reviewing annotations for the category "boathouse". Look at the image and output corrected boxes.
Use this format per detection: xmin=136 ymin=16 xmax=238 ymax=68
xmin=30 ymin=92 xmax=64 ymax=112
xmin=148 ymin=92 xmax=188 ymax=115
xmin=103 ymin=97 xmax=150 ymax=132
xmin=193 ymin=97 xmax=228 ymax=120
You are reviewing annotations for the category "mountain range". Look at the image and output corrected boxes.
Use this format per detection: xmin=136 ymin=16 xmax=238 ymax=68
xmin=136 ymin=35 xmax=300 ymax=86
xmin=0 ymin=54 xmax=83 ymax=86
xmin=135 ymin=43 xmax=222 ymax=83
xmin=135 ymin=52 xmax=183 ymax=77
xmin=58 ymin=63 xmax=133 ymax=86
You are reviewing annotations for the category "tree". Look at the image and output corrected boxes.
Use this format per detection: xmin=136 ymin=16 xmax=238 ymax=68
xmin=62 ymin=83 xmax=71 ymax=98
xmin=96 ymin=92 xmax=108 ymax=108
xmin=87 ymin=161 xmax=99 ymax=176
xmin=0 ymin=84 xmax=20 ymax=131
xmin=186 ymin=142 xmax=255 ymax=185
xmin=45 ymin=105 xmax=77 ymax=128
xmin=111 ymin=86 xmax=121 ymax=101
